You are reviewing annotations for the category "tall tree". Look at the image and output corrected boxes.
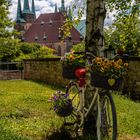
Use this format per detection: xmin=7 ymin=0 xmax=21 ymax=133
xmin=0 ymin=0 xmax=19 ymax=61
xmin=84 ymin=0 xmax=140 ymax=136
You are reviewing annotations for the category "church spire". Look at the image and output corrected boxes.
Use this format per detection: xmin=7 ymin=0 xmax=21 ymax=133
xmin=54 ymin=4 xmax=57 ymax=13
xmin=32 ymin=0 xmax=36 ymax=18
xmin=23 ymin=0 xmax=30 ymax=13
xmin=16 ymin=0 xmax=25 ymax=23
xmin=61 ymin=0 xmax=65 ymax=13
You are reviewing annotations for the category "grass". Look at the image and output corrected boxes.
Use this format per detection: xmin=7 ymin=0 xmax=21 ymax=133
xmin=0 ymin=80 xmax=140 ymax=140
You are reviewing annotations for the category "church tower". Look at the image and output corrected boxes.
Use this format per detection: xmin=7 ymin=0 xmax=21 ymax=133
xmin=14 ymin=0 xmax=26 ymax=37
xmin=59 ymin=0 xmax=66 ymax=13
xmin=15 ymin=0 xmax=36 ymax=35
xmin=22 ymin=0 xmax=35 ymax=23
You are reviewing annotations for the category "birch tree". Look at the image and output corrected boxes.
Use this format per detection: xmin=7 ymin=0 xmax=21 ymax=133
xmin=84 ymin=0 xmax=140 ymax=136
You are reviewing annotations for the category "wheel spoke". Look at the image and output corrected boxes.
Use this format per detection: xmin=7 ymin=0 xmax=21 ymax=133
xmin=98 ymin=92 xmax=117 ymax=140
xmin=64 ymin=82 xmax=82 ymax=129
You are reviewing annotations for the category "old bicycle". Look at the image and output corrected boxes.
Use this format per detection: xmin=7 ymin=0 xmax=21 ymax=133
xmin=53 ymin=51 xmax=127 ymax=140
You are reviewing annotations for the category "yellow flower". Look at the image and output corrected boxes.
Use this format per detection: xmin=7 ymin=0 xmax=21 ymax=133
xmin=69 ymin=55 xmax=74 ymax=60
xmin=117 ymin=59 xmax=123 ymax=64
xmin=124 ymin=63 xmax=128 ymax=67
xmin=100 ymin=67 xmax=104 ymax=72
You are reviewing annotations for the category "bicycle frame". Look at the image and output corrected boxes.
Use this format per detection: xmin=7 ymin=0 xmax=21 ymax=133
xmin=65 ymin=51 xmax=118 ymax=140
xmin=77 ymin=79 xmax=105 ymax=140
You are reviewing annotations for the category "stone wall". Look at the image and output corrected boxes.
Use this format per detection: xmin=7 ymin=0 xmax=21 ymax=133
xmin=23 ymin=58 xmax=69 ymax=87
xmin=123 ymin=57 xmax=140 ymax=98
xmin=0 ymin=70 xmax=22 ymax=80
xmin=23 ymin=57 xmax=140 ymax=98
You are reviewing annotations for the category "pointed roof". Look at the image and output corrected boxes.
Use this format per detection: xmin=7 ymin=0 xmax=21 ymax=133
xmin=55 ymin=4 xmax=57 ymax=13
xmin=60 ymin=0 xmax=65 ymax=12
xmin=23 ymin=0 xmax=33 ymax=14
xmin=75 ymin=19 xmax=86 ymax=37
xmin=23 ymin=12 xmax=81 ymax=45
xmin=16 ymin=0 xmax=25 ymax=23
xmin=68 ymin=6 xmax=72 ymax=20
xmin=32 ymin=0 xmax=36 ymax=18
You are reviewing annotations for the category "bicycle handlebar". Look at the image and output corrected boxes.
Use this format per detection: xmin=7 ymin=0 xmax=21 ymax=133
xmin=73 ymin=51 xmax=96 ymax=59
xmin=73 ymin=51 xmax=129 ymax=60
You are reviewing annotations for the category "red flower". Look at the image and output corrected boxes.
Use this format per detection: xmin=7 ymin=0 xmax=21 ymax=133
xmin=117 ymin=49 xmax=124 ymax=55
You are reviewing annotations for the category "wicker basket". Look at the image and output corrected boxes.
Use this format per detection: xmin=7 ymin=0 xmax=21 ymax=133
xmin=91 ymin=71 xmax=123 ymax=91
xmin=62 ymin=64 xmax=84 ymax=79
xmin=56 ymin=100 xmax=73 ymax=117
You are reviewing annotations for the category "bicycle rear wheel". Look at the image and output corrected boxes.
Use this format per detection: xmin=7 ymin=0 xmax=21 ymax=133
xmin=64 ymin=82 xmax=81 ymax=129
xmin=98 ymin=91 xmax=117 ymax=140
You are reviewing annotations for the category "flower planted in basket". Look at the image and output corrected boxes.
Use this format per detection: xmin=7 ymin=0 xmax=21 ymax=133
xmin=49 ymin=91 xmax=73 ymax=117
xmin=91 ymin=57 xmax=128 ymax=90
xmin=61 ymin=52 xmax=85 ymax=79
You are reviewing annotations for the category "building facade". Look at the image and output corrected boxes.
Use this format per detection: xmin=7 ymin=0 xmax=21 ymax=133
xmin=15 ymin=0 xmax=82 ymax=56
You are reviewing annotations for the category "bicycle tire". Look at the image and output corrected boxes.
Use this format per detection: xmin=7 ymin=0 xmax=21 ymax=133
xmin=64 ymin=82 xmax=81 ymax=128
xmin=98 ymin=91 xmax=117 ymax=140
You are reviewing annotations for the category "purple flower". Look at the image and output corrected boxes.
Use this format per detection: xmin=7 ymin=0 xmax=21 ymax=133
xmin=53 ymin=95 xmax=58 ymax=100
xmin=64 ymin=93 xmax=69 ymax=98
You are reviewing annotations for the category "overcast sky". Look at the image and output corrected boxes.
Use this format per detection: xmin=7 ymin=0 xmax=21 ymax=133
xmin=9 ymin=0 xmax=114 ymax=26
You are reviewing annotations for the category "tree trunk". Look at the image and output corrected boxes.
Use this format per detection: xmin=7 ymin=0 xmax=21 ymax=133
xmin=85 ymin=0 xmax=106 ymax=56
xmin=84 ymin=0 xmax=106 ymax=136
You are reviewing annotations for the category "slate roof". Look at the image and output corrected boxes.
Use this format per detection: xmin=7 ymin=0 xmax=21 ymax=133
xmin=23 ymin=12 xmax=82 ymax=46
xmin=75 ymin=19 xmax=86 ymax=37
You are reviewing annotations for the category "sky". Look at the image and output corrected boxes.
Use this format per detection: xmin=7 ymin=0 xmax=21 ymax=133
xmin=9 ymin=0 xmax=114 ymax=26
xmin=9 ymin=0 xmax=72 ymax=20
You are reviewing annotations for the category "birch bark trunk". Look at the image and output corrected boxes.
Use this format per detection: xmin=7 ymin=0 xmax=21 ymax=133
xmin=84 ymin=0 xmax=106 ymax=135
xmin=85 ymin=0 xmax=106 ymax=56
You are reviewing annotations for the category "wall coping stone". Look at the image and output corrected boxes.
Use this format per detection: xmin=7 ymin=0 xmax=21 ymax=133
xmin=23 ymin=58 xmax=61 ymax=62
xmin=23 ymin=56 xmax=140 ymax=62
xmin=122 ymin=56 xmax=140 ymax=61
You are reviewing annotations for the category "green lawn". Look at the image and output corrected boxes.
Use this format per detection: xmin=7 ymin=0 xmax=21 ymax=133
xmin=0 ymin=80 xmax=140 ymax=140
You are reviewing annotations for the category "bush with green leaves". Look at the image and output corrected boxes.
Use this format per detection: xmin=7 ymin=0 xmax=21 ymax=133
xmin=71 ymin=42 xmax=85 ymax=52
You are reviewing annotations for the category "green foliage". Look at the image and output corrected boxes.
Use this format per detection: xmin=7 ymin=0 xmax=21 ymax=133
xmin=60 ymin=2 xmax=85 ymax=40
xmin=105 ymin=0 xmax=140 ymax=56
xmin=71 ymin=42 xmax=85 ymax=52
xmin=0 ymin=38 xmax=20 ymax=61
xmin=0 ymin=41 xmax=56 ymax=62
xmin=0 ymin=0 xmax=21 ymax=61
xmin=0 ymin=0 xmax=12 ymax=34
xmin=19 ymin=42 xmax=40 ymax=54
xmin=104 ymin=11 xmax=140 ymax=56
xmin=33 ymin=46 xmax=56 ymax=58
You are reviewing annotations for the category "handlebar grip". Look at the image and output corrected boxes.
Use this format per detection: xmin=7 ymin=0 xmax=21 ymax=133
xmin=73 ymin=51 xmax=85 ymax=55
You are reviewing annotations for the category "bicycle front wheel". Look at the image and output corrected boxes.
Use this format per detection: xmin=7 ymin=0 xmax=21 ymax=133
xmin=99 ymin=91 xmax=117 ymax=140
xmin=64 ymin=82 xmax=81 ymax=128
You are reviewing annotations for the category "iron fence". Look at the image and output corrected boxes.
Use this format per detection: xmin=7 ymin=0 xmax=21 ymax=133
xmin=0 ymin=62 xmax=23 ymax=79
xmin=0 ymin=62 xmax=23 ymax=71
